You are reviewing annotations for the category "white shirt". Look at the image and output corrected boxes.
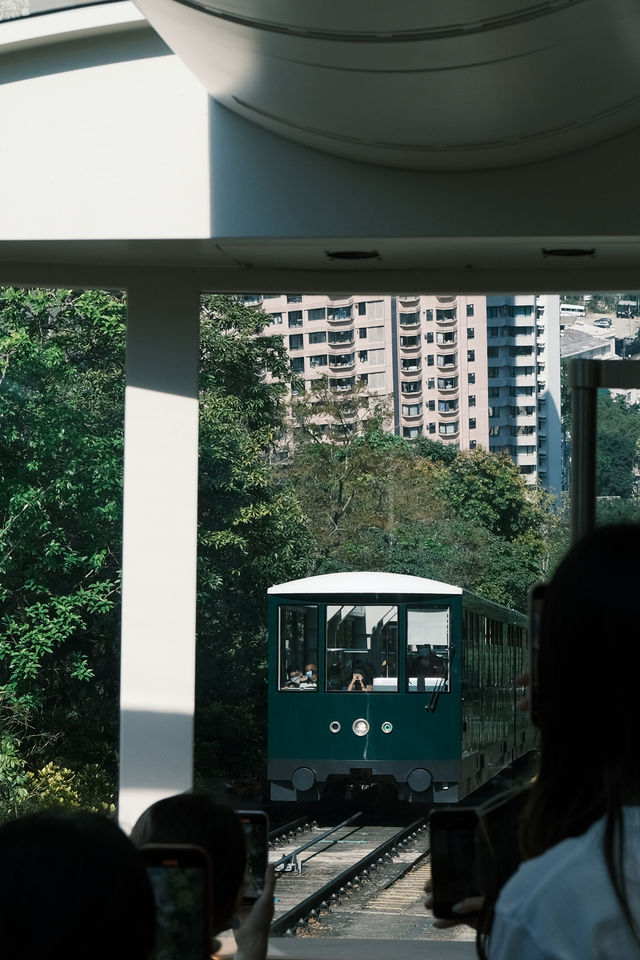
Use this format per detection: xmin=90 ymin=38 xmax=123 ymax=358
xmin=490 ymin=807 xmax=640 ymax=960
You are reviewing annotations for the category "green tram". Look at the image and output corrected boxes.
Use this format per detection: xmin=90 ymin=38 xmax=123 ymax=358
xmin=267 ymin=571 xmax=537 ymax=803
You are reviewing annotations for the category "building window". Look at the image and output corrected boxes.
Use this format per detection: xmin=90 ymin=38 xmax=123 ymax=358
xmin=288 ymin=310 xmax=303 ymax=327
xmin=438 ymin=398 xmax=459 ymax=412
xmin=402 ymin=381 xmax=421 ymax=394
xmin=429 ymin=423 xmax=436 ymax=434
xmin=427 ymin=378 xmax=435 ymax=389
xmin=359 ymin=350 xmax=368 ymax=363
xmin=358 ymin=302 xmax=367 ymax=316
xmin=402 ymin=402 xmax=423 ymax=416
xmin=307 ymin=307 xmax=326 ymax=321
xmin=469 ymin=395 xmax=476 ymax=407
xmin=428 ymin=400 xmax=435 ymax=411
xmin=291 ymin=356 xmax=305 ymax=373
xmin=358 ymin=327 xmax=367 ymax=339
xmin=269 ymin=312 xmax=283 ymax=325
xmin=489 ymin=425 xmax=500 ymax=436
xmin=403 ymin=426 xmax=423 ymax=439
xmin=437 ymin=376 xmax=458 ymax=389
xmin=467 ymin=349 xmax=475 ymax=362
xmin=469 ymin=418 xmax=477 ymax=430
xmin=289 ymin=334 xmax=303 ymax=350
xmin=425 ymin=309 xmax=433 ymax=321
xmin=287 ymin=295 xmax=302 ymax=303
xmin=328 ymin=330 xmax=354 ymax=344
xmin=401 ymin=335 xmax=421 ymax=348
xmin=309 ymin=330 xmax=326 ymax=344
xmin=328 ymin=305 xmax=353 ymax=321
xmin=436 ymin=331 xmax=457 ymax=345
xmin=436 ymin=309 xmax=457 ymax=322
xmin=437 ymin=354 xmax=457 ymax=368
xmin=426 ymin=331 xmax=434 ymax=343
xmin=427 ymin=355 xmax=434 ymax=366
xmin=439 ymin=422 xmax=459 ymax=436
xmin=488 ymin=386 xmax=500 ymax=397
xmin=309 ymin=354 xmax=327 ymax=367
xmin=467 ymin=304 xmax=475 ymax=317
xmin=329 ymin=353 xmax=354 ymax=368
xmin=401 ymin=311 xmax=420 ymax=325
xmin=469 ymin=440 xmax=477 ymax=449
xmin=467 ymin=327 xmax=475 ymax=339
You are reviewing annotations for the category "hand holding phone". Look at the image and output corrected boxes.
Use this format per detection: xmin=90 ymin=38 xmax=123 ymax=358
xmin=237 ymin=810 xmax=269 ymax=906
xmin=429 ymin=808 xmax=482 ymax=920
xmin=140 ymin=843 xmax=212 ymax=960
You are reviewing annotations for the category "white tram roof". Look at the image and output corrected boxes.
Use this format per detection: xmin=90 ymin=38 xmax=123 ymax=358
xmin=268 ymin=571 xmax=462 ymax=597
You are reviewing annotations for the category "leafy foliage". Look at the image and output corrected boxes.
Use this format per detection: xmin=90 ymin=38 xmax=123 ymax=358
xmin=0 ymin=289 xmax=312 ymax=812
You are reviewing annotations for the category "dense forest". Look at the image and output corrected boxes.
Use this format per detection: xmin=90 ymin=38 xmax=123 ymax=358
xmin=1 ymin=290 xmax=638 ymax=816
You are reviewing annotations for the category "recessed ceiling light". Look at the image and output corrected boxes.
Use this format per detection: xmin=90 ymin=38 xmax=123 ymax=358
xmin=541 ymin=248 xmax=595 ymax=257
xmin=325 ymin=250 xmax=380 ymax=260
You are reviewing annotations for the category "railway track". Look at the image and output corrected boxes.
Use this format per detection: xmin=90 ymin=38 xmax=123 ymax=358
xmin=270 ymin=815 xmax=430 ymax=936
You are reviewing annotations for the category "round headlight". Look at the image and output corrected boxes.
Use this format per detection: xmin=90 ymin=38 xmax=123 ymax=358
xmin=381 ymin=721 xmax=393 ymax=734
xmin=329 ymin=720 xmax=341 ymax=734
xmin=352 ymin=718 xmax=370 ymax=737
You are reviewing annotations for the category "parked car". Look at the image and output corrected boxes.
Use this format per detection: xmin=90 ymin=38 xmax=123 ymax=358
xmin=594 ymin=317 xmax=612 ymax=328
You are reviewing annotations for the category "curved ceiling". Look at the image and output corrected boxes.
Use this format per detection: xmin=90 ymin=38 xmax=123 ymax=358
xmin=134 ymin=0 xmax=640 ymax=171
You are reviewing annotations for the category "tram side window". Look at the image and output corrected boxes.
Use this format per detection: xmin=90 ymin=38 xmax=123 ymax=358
xmin=325 ymin=603 xmax=398 ymax=692
xmin=278 ymin=604 xmax=318 ymax=691
xmin=406 ymin=608 xmax=450 ymax=693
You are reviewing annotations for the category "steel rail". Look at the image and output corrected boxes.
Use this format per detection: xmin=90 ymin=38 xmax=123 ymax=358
xmin=272 ymin=811 xmax=362 ymax=869
xmin=270 ymin=817 xmax=426 ymax=935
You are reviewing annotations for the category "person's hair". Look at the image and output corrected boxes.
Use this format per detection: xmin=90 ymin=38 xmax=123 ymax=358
xmin=520 ymin=523 xmax=640 ymax=941
xmin=0 ymin=809 xmax=155 ymax=960
xmin=131 ymin=791 xmax=246 ymax=933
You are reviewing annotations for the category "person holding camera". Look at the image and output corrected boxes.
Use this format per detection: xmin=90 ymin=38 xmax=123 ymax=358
xmin=426 ymin=524 xmax=640 ymax=959
xmin=347 ymin=659 xmax=373 ymax=691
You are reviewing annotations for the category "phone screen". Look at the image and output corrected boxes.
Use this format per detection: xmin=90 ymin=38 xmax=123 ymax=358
xmin=238 ymin=811 xmax=269 ymax=905
xmin=430 ymin=809 xmax=482 ymax=919
xmin=141 ymin=846 xmax=211 ymax=960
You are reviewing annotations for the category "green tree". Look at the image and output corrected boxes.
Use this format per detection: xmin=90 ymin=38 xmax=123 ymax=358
xmin=0 ymin=289 xmax=312 ymax=815
xmin=596 ymin=391 xmax=640 ymax=498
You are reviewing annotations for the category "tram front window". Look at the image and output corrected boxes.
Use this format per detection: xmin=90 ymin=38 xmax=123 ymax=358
xmin=407 ymin=608 xmax=450 ymax=693
xmin=278 ymin=604 xmax=318 ymax=690
xmin=325 ymin=603 xmax=398 ymax=692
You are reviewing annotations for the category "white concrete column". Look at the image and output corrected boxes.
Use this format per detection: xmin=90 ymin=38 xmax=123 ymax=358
xmin=118 ymin=270 xmax=200 ymax=832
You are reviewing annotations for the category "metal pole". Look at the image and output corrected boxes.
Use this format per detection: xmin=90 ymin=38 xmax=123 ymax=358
xmin=568 ymin=360 xmax=599 ymax=544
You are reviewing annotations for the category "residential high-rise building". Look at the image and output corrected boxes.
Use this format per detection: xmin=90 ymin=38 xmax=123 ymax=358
xmin=253 ymin=292 xmax=561 ymax=492
xmin=485 ymin=295 xmax=562 ymax=493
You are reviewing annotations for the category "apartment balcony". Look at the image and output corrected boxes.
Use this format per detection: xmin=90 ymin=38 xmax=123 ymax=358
xmin=436 ymin=376 xmax=459 ymax=393
xmin=328 ymin=335 xmax=355 ymax=349
xmin=399 ymin=336 xmax=421 ymax=351
xmin=327 ymin=308 xmax=354 ymax=323
xmin=239 ymin=294 xmax=263 ymax=306
xmin=400 ymin=361 xmax=422 ymax=376
xmin=401 ymin=382 xmax=423 ymax=396
xmin=398 ymin=311 xmax=421 ymax=327
xmin=436 ymin=334 xmax=458 ymax=348
xmin=436 ymin=295 xmax=457 ymax=304
xmin=438 ymin=404 xmax=460 ymax=417
xmin=436 ymin=354 xmax=458 ymax=370
xmin=328 ymin=354 xmax=355 ymax=370
xmin=438 ymin=421 xmax=460 ymax=439
xmin=398 ymin=295 xmax=420 ymax=308
xmin=435 ymin=310 xmax=457 ymax=326
xmin=401 ymin=405 xmax=424 ymax=420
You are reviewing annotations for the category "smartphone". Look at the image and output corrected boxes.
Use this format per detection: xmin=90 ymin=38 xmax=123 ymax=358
xmin=237 ymin=810 xmax=269 ymax=906
xmin=140 ymin=844 xmax=212 ymax=960
xmin=429 ymin=807 xmax=482 ymax=920
xmin=528 ymin=582 xmax=545 ymax=727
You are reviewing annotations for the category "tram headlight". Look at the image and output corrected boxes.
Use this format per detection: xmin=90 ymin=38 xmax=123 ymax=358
xmin=329 ymin=721 xmax=341 ymax=734
xmin=381 ymin=721 xmax=393 ymax=734
xmin=352 ymin=718 xmax=370 ymax=737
